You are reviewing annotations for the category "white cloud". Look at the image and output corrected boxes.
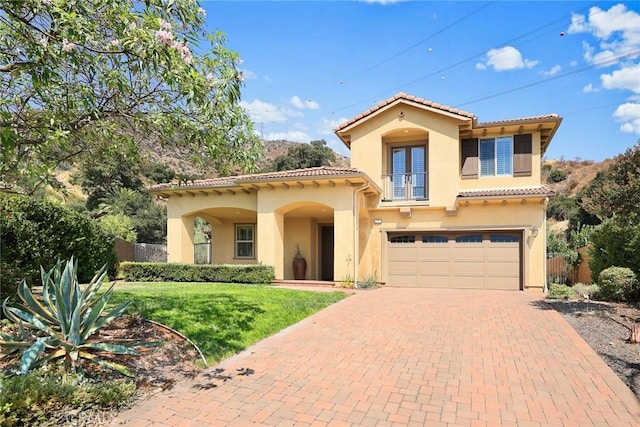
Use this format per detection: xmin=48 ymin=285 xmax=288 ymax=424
xmin=476 ymin=46 xmax=537 ymax=71
xmin=317 ymin=117 xmax=349 ymax=136
xmin=239 ymin=99 xmax=303 ymax=123
xmin=613 ymin=102 xmax=640 ymax=134
xmin=291 ymin=96 xmax=320 ymax=110
xmin=583 ymin=83 xmax=595 ymax=93
xmin=542 ymin=65 xmax=562 ymax=76
xmin=601 ymin=63 xmax=640 ymax=93
xmin=568 ymin=4 xmax=640 ymax=66
xmin=570 ymin=60 xmax=578 ymax=67
xmin=239 ymin=68 xmax=257 ymax=80
xmin=265 ymin=131 xmax=312 ymax=142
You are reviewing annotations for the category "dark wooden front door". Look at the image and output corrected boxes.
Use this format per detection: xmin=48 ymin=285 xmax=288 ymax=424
xmin=320 ymin=226 xmax=334 ymax=281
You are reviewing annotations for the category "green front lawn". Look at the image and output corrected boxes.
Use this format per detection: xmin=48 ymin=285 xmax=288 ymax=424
xmin=109 ymin=283 xmax=348 ymax=364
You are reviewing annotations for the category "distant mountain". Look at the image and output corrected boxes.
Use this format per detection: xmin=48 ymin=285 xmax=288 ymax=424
xmin=141 ymin=139 xmax=350 ymax=180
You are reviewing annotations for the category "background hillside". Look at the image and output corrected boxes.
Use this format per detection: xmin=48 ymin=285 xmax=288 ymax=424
xmin=542 ymin=158 xmax=612 ymax=198
xmin=141 ymin=139 xmax=350 ymax=180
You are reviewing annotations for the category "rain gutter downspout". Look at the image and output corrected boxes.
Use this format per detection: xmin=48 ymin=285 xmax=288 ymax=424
xmin=353 ymin=182 xmax=371 ymax=289
xmin=543 ymin=196 xmax=549 ymax=293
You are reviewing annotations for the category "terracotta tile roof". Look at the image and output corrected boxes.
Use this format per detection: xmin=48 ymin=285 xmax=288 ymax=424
xmin=147 ymin=176 xmax=235 ymax=191
xmin=148 ymin=167 xmax=365 ymax=192
xmin=477 ymin=114 xmax=562 ymax=127
xmin=334 ymin=92 xmax=476 ymax=133
xmin=457 ymin=187 xmax=555 ymax=199
xmin=236 ymin=166 xmax=364 ymax=182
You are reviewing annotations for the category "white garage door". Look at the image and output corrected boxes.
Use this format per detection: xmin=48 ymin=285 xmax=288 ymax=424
xmin=387 ymin=232 xmax=521 ymax=290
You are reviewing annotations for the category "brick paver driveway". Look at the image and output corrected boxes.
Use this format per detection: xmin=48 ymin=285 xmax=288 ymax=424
xmin=115 ymin=288 xmax=640 ymax=426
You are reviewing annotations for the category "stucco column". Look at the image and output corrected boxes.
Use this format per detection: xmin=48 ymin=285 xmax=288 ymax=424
xmin=167 ymin=215 xmax=194 ymax=263
xmin=333 ymin=208 xmax=355 ymax=283
xmin=257 ymin=210 xmax=284 ymax=279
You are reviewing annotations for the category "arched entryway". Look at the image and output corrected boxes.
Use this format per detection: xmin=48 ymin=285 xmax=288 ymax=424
xmin=277 ymin=201 xmax=335 ymax=281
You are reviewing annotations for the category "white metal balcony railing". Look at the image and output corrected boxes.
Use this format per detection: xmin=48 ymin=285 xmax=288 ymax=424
xmin=382 ymin=172 xmax=429 ymax=201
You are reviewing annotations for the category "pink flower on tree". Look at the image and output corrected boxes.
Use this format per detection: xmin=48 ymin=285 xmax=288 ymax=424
xmin=155 ymin=30 xmax=173 ymax=46
xmin=62 ymin=39 xmax=76 ymax=52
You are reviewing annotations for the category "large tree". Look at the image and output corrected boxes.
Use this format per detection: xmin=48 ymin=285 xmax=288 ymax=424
xmin=268 ymin=139 xmax=336 ymax=172
xmin=580 ymin=141 xmax=640 ymax=224
xmin=0 ymin=0 xmax=262 ymax=194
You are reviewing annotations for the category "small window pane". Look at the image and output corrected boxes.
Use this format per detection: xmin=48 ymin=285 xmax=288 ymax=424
xmin=455 ymin=234 xmax=483 ymax=243
xmin=422 ymin=235 xmax=448 ymax=243
xmin=235 ymin=225 xmax=254 ymax=258
xmin=390 ymin=235 xmax=415 ymax=243
xmin=480 ymin=139 xmax=495 ymax=176
xmin=496 ymin=136 xmax=513 ymax=175
xmin=490 ymin=234 xmax=519 ymax=243
xmin=236 ymin=242 xmax=253 ymax=257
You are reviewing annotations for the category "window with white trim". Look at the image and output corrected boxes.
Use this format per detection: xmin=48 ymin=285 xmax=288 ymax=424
xmin=235 ymin=224 xmax=255 ymax=258
xmin=480 ymin=136 xmax=513 ymax=177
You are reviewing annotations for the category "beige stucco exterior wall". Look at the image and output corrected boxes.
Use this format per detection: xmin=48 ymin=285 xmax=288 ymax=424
xmin=166 ymin=192 xmax=257 ymax=264
xmin=458 ymin=132 xmax=543 ymax=190
xmin=349 ymin=103 xmax=466 ymax=208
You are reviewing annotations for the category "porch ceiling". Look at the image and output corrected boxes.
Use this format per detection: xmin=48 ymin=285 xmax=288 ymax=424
xmin=195 ymin=207 xmax=256 ymax=221
xmin=285 ymin=205 xmax=334 ymax=221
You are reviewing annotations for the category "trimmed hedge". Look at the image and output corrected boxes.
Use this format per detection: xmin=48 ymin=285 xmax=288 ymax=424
xmin=118 ymin=262 xmax=274 ymax=284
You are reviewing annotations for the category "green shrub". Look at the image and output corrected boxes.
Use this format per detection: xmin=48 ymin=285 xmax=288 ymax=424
xmin=0 ymin=369 xmax=135 ymax=426
xmin=547 ymin=168 xmax=568 ymax=183
xmin=597 ymin=266 xmax=638 ymax=302
xmin=118 ymin=262 xmax=275 ymax=284
xmin=589 ymin=219 xmax=640 ymax=281
xmin=572 ymin=283 xmax=600 ymax=300
xmin=547 ymin=283 xmax=576 ymax=300
xmin=0 ymin=193 xmax=116 ymax=301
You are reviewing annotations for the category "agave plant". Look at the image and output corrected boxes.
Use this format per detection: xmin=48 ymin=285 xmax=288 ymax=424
xmin=1 ymin=257 xmax=150 ymax=376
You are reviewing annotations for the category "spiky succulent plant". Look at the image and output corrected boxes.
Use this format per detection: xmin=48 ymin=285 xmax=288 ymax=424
xmin=1 ymin=257 xmax=151 ymax=376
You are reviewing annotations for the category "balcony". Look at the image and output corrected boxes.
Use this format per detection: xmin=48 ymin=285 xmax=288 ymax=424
xmin=382 ymin=172 xmax=429 ymax=201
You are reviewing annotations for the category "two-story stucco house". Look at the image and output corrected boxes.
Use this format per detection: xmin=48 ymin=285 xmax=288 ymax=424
xmin=149 ymin=93 xmax=562 ymax=291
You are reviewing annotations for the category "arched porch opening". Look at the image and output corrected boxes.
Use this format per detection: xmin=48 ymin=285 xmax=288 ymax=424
xmin=277 ymin=201 xmax=335 ymax=281
xmin=183 ymin=207 xmax=258 ymax=265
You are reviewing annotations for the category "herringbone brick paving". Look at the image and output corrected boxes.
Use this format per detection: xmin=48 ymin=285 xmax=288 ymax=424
xmin=114 ymin=288 xmax=640 ymax=426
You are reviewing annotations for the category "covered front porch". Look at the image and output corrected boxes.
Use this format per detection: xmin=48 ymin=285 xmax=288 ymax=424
xmin=154 ymin=167 xmax=379 ymax=284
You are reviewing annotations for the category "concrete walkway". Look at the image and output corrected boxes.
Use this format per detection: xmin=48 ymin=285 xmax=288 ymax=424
xmin=115 ymin=288 xmax=640 ymax=426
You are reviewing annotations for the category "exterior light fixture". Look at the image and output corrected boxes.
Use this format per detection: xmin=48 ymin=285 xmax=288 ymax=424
xmin=374 ymin=218 xmax=383 ymax=225
xmin=530 ymin=226 xmax=539 ymax=237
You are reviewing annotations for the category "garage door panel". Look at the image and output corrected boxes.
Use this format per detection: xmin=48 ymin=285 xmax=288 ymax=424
xmin=417 ymin=261 xmax=449 ymax=275
xmin=453 ymin=261 xmax=484 ymax=276
xmin=419 ymin=247 xmax=449 ymax=261
xmin=388 ymin=261 xmax=417 ymax=275
xmin=452 ymin=247 xmax=484 ymax=261
xmin=387 ymin=232 xmax=521 ymax=290
xmin=486 ymin=247 xmax=519 ymax=262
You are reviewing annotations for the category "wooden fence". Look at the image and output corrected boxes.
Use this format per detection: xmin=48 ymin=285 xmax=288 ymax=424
xmin=546 ymin=246 xmax=594 ymax=285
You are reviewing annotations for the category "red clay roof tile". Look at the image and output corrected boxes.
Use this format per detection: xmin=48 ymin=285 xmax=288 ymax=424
xmin=334 ymin=92 xmax=476 ymax=133
xmin=457 ymin=187 xmax=555 ymax=199
xmin=147 ymin=167 xmax=365 ymax=192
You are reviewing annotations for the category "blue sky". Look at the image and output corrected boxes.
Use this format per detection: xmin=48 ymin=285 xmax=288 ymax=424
xmin=202 ymin=1 xmax=640 ymax=161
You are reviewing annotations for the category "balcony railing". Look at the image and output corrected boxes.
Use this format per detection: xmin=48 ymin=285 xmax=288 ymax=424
xmin=382 ymin=172 xmax=429 ymax=201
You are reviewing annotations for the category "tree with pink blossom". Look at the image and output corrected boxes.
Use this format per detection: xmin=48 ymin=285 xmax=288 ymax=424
xmin=0 ymin=0 xmax=262 ymax=194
